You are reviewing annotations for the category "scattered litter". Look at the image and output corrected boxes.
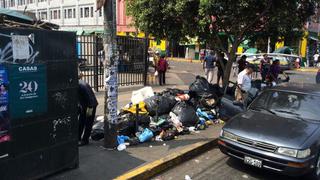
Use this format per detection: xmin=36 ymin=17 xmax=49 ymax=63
xmin=149 ymin=145 xmax=153 ymax=148
xmin=185 ymin=175 xmax=192 ymax=180
xmin=131 ymin=86 xmax=154 ymax=104
xmin=117 ymin=144 xmax=126 ymax=151
xmin=194 ymin=159 xmax=200 ymax=164
xmin=242 ymin=174 xmax=249 ymax=179
xmin=163 ymin=143 xmax=166 ymax=146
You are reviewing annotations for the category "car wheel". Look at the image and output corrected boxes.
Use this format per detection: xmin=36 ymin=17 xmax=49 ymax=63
xmin=308 ymin=152 xmax=320 ymax=180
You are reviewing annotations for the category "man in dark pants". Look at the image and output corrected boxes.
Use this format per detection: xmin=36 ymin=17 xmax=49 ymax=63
xmin=78 ymin=79 xmax=98 ymax=146
xmin=216 ymin=52 xmax=228 ymax=86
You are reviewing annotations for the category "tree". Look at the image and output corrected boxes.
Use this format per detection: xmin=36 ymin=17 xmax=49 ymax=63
xmin=127 ymin=0 xmax=318 ymax=87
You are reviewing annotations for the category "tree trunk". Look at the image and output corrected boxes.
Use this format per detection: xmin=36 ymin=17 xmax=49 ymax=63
xmin=222 ymin=54 xmax=235 ymax=88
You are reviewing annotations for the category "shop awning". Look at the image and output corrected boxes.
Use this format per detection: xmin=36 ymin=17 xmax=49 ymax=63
xmin=0 ymin=7 xmax=33 ymax=22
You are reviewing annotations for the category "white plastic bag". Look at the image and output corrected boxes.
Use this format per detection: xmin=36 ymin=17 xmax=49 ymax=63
xmin=154 ymin=71 xmax=159 ymax=76
xmin=131 ymin=86 xmax=155 ymax=104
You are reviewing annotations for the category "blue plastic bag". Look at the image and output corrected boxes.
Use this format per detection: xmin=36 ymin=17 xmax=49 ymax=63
xmin=138 ymin=128 xmax=154 ymax=143
xmin=117 ymin=135 xmax=130 ymax=145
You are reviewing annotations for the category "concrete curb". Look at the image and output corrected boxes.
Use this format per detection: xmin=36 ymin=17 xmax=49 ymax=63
xmin=114 ymin=138 xmax=218 ymax=180
xmin=294 ymin=68 xmax=318 ymax=73
xmin=168 ymin=58 xmax=202 ymax=63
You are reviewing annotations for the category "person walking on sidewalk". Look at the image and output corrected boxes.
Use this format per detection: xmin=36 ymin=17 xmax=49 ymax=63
xmin=157 ymin=54 xmax=169 ymax=86
xmin=260 ymin=54 xmax=270 ymax=82
xmin=216 ymin=52 xmax=227 ymax=86
xmin=78 ymin=78 xmax=98 ymax=146
xmin=203 ymin=51 xmax=216 ymax=84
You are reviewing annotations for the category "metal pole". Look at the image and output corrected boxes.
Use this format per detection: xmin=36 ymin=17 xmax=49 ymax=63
xmin=103 ymin=0 xmax=118 ymax=149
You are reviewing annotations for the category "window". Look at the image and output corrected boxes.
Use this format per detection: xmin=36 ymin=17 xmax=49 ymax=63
xmin=10 ymin=0 xmax=15 ymax=7
xmin=50 ymin=10 xmax=60 ymax=19
xmin=80 ymin=8 xmax=83 ymax=18
xmin=64 ymin=8 xmax=75 ymax=19
xmin=84 ymin=7 xmax=89 ymax=18
xmin=67 ymin=9 xmax=72 ymax=18
xmin=99 ymin=9 xmax=102 ymax=17
xmin=38 ymin=0 xmax=46 ymax=2
xmin=39 ymin=11 xmax=47 ymax=20
xmin=64 ymin=9 xmax=67 ymax=18
xmin=73 ymin=8 xmax=76 ymax=18
xmin=18 ymin=0 xmax=26 ymax=5
xmin=27 ymin=0 xmax=34 ymax=4
xmin=81 ymin=6 xmax=94 ymax=18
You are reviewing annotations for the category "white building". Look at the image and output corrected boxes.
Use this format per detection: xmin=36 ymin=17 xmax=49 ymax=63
xmin=0 ymin=0 xmax=105 ymax=33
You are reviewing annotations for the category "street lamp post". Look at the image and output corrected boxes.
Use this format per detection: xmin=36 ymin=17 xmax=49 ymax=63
xmin=103 ymin=0 xmax=118 ymax=149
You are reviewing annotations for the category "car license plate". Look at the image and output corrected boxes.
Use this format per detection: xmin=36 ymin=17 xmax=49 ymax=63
xmin=244 ymin=156 xmax=262 ymax=168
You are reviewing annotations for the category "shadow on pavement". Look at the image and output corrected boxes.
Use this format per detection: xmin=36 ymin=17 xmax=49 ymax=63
xmin=47 ymin=141 xmax=146 ymax=180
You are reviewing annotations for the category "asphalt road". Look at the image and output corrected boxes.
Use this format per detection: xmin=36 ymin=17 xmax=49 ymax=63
xmin=169 ymin=60 xmax=317 ymax=84
xmin=154 ymin=148 xmax=305 ymax=180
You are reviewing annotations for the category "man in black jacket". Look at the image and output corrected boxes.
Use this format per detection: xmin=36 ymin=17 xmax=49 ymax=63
xmin=78 ymin=79 xmax=98 ymax=146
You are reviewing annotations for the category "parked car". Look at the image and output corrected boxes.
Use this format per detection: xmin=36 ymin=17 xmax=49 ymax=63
xmin=218 ymin=83 xmax=320 ymax=179
xmin=242 ymin=53 xmax=300 ymax=72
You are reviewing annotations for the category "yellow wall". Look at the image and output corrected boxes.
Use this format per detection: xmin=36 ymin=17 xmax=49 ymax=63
xmin=149 ymin=39 xmax=166 ymax=51
xmin=117 ymin=31 xmax=166 ymax=51
xmin=300 ymin=32 xmax=308 ymax=58
xmin=275 ymin=39 xmax=284 ymax=49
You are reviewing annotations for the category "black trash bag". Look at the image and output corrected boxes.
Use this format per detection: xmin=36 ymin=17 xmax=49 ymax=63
xmin=91 ymin=121 xmax=104 ymax=141
xmin=209 ymin=84 xmax=224 ymax=97
xmin=189 ymin=76 xmax=211 ymax=97
xmin=188 ymin=97 xmax=200 ymax=108
xmin=161 ymin=88 xmax=185 ymax=96
xmin=118 ymin=114 xmax=151 ymax=137
xmin=198 ymin=92 xmax=218 ymax=108
xmin=189 ymin=76 xmax=221 ymax=100
xmin=144 ymin=95 xmax=177 ymax=116
xmin=172 ymin=102 xmax=199 ymax=127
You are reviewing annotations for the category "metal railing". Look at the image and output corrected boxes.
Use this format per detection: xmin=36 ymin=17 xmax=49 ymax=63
xmin=77 ymin=35 xmax=148 ymax=91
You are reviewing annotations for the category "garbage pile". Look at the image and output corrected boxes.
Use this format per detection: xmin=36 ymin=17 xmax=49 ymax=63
xmin=91 ymin=76 xmax=224 ymax=151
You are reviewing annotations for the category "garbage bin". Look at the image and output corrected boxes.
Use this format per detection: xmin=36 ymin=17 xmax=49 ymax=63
xmin=0 ymin=27 xmax=79 ymax=179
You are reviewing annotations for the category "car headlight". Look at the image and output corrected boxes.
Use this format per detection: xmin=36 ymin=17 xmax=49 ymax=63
xmin=297 ymin=149 xmax=311 ymax=158
xmin=221 ymin=130 xmax=237 ymax=141
xmin=276 ymin=147 xmax=311 ymax=158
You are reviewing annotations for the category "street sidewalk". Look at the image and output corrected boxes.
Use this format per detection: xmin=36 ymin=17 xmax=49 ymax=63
xmin=49 ymin=125 xmax=222 ymax=180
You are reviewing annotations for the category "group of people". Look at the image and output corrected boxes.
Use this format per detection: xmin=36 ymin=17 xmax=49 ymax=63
xmin=235 ymin=54 xmax=282 ymax=103
xmin=202 ymin=51 xmax=228 ymax=85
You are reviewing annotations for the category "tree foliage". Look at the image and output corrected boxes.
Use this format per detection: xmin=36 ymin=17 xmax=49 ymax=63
xmin=127 ymin=0 xmax=318 ymax=85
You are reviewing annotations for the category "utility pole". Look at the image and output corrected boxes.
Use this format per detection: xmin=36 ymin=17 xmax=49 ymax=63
xmin=103 ymin=0 xmax=118 ymax=149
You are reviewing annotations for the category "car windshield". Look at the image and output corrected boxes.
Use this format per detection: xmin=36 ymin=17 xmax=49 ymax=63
xmin=249 ymin=90 xmax=320 ymax=122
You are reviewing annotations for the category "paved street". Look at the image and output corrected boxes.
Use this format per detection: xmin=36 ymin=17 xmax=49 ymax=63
xmin=155 ymin=148 xmax=303 ymax=180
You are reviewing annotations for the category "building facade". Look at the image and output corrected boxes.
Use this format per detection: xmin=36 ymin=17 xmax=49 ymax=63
xmin=0 ymin=0 xmax=135 ymax=33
